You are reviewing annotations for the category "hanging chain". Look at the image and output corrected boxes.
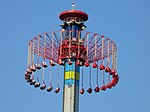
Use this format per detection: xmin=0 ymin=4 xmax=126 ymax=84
xmin=96 ymin=64 xmax=99 ymax=86
xmin=78 ymin=31 xmax=80 ymax=57
xmin=31 ymin=72 xmax=34 ymax=79
xmin=69 ymin=31 xmax=71 ymax=57
xmin=107 ymin=40 xmax=110 ymax=67
xmin=42 ymin=67 xmax=44 ymax=83
xmin=37 ymin=35 xmax=40 ymax=63
xmin=101 ymin=36 xmax=104 ymax=64
xmin=32 ymin=39 xmax=35 ymax=66
xmin=89 ymin=65 xmax=92 ymax=87
xmin=86 ymin=33 xmax=89 ymax=60
xmin=30 ymin=41 xmax=33 ymax=67
xmin=27 ymin=43 xmax=30 ymax=68
xmin=107 ymin=40 xmax=110 ymax=83
xmin=115 ymin=48 xmax=118 ymax=71
xmin=60 ymin=31 xmax=63 ymax=57
xmin=49 ymin=65 xmax=52 ymax=85
xmin=112 ymin=43 xmax=115 ymax=70
xmin=102 ymin=71 xmax=105 ymax=85
xmin=57 ymin=65 xmax=60 ymax=87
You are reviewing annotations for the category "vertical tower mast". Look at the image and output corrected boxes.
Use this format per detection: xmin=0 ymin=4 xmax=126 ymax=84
xmin=59 ymin=4 xmax=88 ymax=112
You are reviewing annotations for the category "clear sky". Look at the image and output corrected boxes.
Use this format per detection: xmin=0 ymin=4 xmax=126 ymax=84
xmin=0 ymin=0 xmax=150 ymax=112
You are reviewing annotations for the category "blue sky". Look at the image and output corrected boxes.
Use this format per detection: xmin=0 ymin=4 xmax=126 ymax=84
xmin=0 ymin=0 xmax=150 ymax=112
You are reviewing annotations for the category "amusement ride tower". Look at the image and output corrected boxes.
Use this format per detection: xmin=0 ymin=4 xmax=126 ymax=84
xmin=24 ymin=3 xmax=119 ymax=112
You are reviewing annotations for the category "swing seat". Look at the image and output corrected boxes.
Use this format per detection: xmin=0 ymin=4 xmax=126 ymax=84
xmin=35 ymin=64 xmax=41 ymax=70
xmin=92 ymin=63 xmax=98 ymax=68
xmin=109 ymin=70 xmax=113 ymax=75
xmin=26 ymin=78 xmax=32 ymax=83
xmin=113 ymin=82 xmax=117 ymax=87
xmin=25 ymin=74 xmax=30 ymax=81
xmin=105 ymin=83 xmax=112 ymax=89
xmin=111 ymin=79 xmax=117 ymax=87
xmin=115 ymin=73 xmax=119 ymax=78
xmin=25 ymin=74 xmax=30 ymax=80
xmin=109 ymin=81 xmax=114 ymax=87
xmin=77 ymin=60 xmax=80 ymax=66
xmin=42 ymin=62 xmax=48 ymax=68
xmin=116 ymin=76 xmax=119 ymax=84
xmin=26 ymin=69 xmax=32 ymax=74
xmin=47 ymin=86 xmax=53 ymax=92
xmin=116 ymin=78 xmax=119 ymax=85
xmin=105 ymin=67 xmax=111 ymax=73
xmin=30 ymin=80 xmax=36 ymax=85
xmin=30 ymin=66 xmax=36 ymax=72
xmin=101 ymin=85 xmax=106 ymax=91
xmin=112 ymin=78 xmax=117 ymax=82
xmin=40 ymin=84 xmax=46 ymax=90
xmin=84 ymin=61 xmax=89 ymax=67
xmin=34 ymin=82 xmax=40 ymax=88
xmin=28 ymin=78 xmax=33 ymax=83
xmin=50 ymin=60 xmax=55 ymax=66
xmin=26 ymin=79 xmax=30 ymax=82
xmin=80 ymin=88 xmax=84 ymax=94
xmin=99 ymin=64 xmax=105 ymax=70
xmin=24 ymin=72 xmax=28 ymax=75
xmin=58 ymin=59 xmax=64 ymax=66
xmin=55 ymin=88 xmax=60 ymax=93
xmin=77 ymin=60 xmax=82 ymax=66
xmin=87 ymin=88 xmax=92 ymax=94
xmin=112 ymin=73 xmax=118 ymax=78
xmin=24 ymin=76 xmax=28 ymax=80
xmin=50 ymin=63 xmax=55 ymax=66
xmin=111 ymin=70 xmax=116 ymax=76
xmin=29 ymin=78 xmax=33 ymax=83
xmin=94 ymin=86 xmax=100 ymax=93
xmin=68 ymin=60 xmax=72 ymax=65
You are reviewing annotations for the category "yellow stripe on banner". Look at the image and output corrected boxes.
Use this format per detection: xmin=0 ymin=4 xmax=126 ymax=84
xmin=65 ymin=71 xmax=80 ymax=80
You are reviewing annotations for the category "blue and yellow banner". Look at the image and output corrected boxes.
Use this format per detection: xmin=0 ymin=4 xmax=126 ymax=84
xmin=64 ymin=60 xmax=80 ymax=86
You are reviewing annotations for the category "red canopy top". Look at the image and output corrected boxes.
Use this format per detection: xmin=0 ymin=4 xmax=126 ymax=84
xmin=59 ymin=10 xmax=88 ymax=21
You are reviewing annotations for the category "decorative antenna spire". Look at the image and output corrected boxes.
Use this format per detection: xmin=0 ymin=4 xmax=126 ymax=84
xmin=72 ymin=2 xmax=75 ymax=10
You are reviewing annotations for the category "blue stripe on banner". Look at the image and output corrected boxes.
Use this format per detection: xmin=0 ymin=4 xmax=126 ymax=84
xmin=65 ymin=62 xmax=75 ymax=71
xmin=65 ymin=79 xmax=79 ymax=86
xmin=65 ymin=61 xmax=80 ymax=73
